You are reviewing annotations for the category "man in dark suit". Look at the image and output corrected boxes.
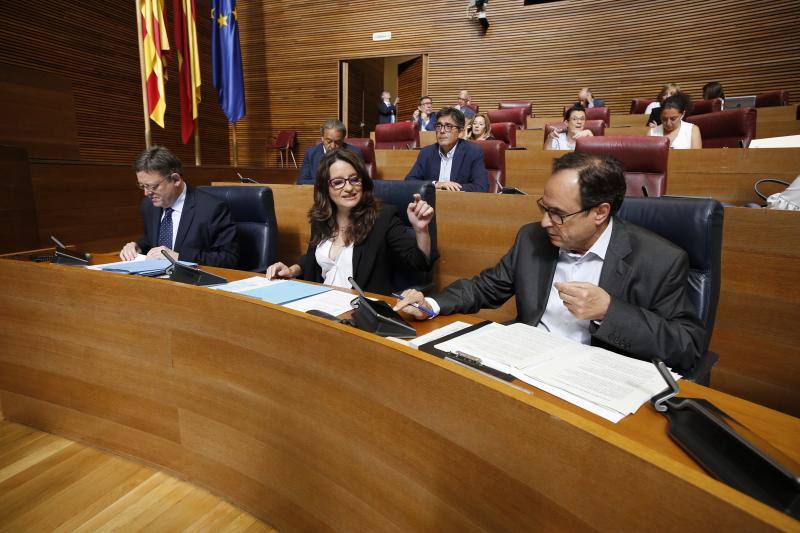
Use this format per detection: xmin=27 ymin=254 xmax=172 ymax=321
xmin=577 ymin=87 xmax=605 ymax=108
xmin=296 ymin=119 xmax=363 ymax=185
xmin=396 ymin=152 xmax=705 ymax=374
xmin=404 ymin=107 xmax=489 ymax=193
xmin=120 ymin=146 xmax=239 ymax=268
xmin=411 ymin=95 xmax=437 ymax=131
xmin=378 ymin=90 xmax=398 ymax=124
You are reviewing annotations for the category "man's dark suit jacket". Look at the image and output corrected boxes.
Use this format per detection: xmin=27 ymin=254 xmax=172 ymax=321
xmin=298 ymin=204 xmax=437 ymax=296
xmin=135 ymin=185 xmax=239 ymax=268
xmin=296 ymin=143 xmax=364 ymax=185
xmin=404 ymin=139 xmax=489 ymax=193
xmin=413 ymin=112 xmax=437 ymax=131
xmin=378 ymin=101 xmax=397 ymax=124
xmin=433 ymin=218 xmax=705 ymax=374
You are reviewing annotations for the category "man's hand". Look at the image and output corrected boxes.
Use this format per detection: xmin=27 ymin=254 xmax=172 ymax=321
xmin=120 ymin=242 xmax=140 ymax=261
xmin=146 ymin=246 xmax=178 ymax=261
xmin=412 ymin=109 xmax=420 ymax=120
xmin=434 ymin=181 xmax=462 ymax=192
xmin=392 ymin=288 xmax=434 ymax=320
xmin=266 ymin=262 xmax=301 ymax=280
xmin=554 ymin=281 xmax=611 ymax=321
xmin=547 ymin=126 xmax=565 ymax=140
xmin=407 ymin=193 xmax=434 ymax=231
xmin=393 ymin=97 xmax=399 ymax=106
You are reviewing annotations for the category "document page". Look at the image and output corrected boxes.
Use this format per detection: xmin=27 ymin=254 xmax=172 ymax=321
xmin=283 ymin=289 xmax=355 ymax=316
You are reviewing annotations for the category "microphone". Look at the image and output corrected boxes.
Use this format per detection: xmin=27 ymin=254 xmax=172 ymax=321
xmin=50 ymin=235 xmax=67 ymax=249
xmin=641 ymin=186 xmax=649 ymax=197
xmin=237 ymin=172 xmax=259 ymax=184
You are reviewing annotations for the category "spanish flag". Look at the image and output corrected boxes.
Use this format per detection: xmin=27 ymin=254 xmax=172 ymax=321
xmin=140 ymin=0 xmax=170 ymax=127
xmin=173 ymin=0 xmax=201 ymax=144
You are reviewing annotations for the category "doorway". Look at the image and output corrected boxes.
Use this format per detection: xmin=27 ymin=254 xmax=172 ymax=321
xmin=340 ymin=54 xmax=427 ymax=138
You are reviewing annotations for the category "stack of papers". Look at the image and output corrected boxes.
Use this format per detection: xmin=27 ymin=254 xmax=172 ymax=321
xmin=434 ymin=322 xmax=677 ymax=423
xmin=89 ymin=257 xmax=197 ymax=276
xmin=212 ymin=276 xmax=355 ymax=316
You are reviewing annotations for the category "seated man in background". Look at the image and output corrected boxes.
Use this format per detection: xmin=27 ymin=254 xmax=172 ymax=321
xmin=455 ymin=89 xmax=477 ymax=119
xmin=411 ymin=96 xmax=437 ymax=131
xmin=396 ymin=152 xmax=705 ymax=374
xmin=120 ymin=146 xmax=239 ymax=268
xmin=404 ymin=107 xmax=489 ymax=192
xmin=297 ymin=119 xmax=363 ymax=185
xmin=577 ymin=87 xmax=604 ymax=108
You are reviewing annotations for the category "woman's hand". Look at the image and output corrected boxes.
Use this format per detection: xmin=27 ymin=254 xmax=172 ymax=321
xmin=574 ymin=129 xmax=593 ymax=138
xmin=265 ymin=262 xmax=301 ymax=280
xmin=407 ymin=193 xmax=435 ymax=231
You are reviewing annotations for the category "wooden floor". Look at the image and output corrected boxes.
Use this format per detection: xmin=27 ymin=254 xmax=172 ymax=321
xmin=0 ymin=420 xmax=276 ymax=532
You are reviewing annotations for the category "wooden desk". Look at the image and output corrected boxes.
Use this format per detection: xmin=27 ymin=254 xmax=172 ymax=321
xmin=0 ymin=256 xmax=798 ymax=530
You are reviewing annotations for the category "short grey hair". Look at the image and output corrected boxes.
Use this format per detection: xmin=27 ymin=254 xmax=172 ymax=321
xmin=320 ymin=119 xmax=347 ymax=136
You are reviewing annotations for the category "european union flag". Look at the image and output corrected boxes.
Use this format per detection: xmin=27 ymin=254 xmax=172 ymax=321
xmin=211 ymin=0 xmax=245 ymax=123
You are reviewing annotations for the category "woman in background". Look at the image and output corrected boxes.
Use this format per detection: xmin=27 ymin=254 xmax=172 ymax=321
xmin=544 ymin=105 xmax=593 ymax=150
xmin=646 ymin=82 xmax=681 ymax=127
xmin=466 ymin=112 xmax=495 ymax=141
xmin=265 ymin=149 xmax=436 ymax=296
xmin=648 ymin=92 xmax=702 ymax=149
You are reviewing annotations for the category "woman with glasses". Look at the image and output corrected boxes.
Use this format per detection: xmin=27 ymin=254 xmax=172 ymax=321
xmin=648 ymin=92 xmax=702 ymax=149
xmin=266 ymin=149 xmax=436 ymax=295
xmin=545 ymin=105 xmax=593 ymax=151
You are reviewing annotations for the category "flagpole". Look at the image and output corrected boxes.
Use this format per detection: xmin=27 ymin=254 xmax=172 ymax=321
xmin=135 ymin=0 xmax=152 ymax=148
xmin=231 ymin=122 xmax=239 ymax=167
xmin=194 ymin=119 xmax=201 ymax=165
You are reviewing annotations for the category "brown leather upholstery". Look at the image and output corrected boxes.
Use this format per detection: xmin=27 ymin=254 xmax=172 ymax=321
xmin=565 ymin=106 xmax=610 ymax=127
xmin=474 ymin=140 xmax=507 ymax=193
xmin=688 ymin=98 xmax=723 ymax=116
xmin=544 ymin=120 xmax=606 ymax=142
xmin=630 ymin=98 xmax=655 ymax=114
xmin=497 ymin=100 xmax=533 ymax=117
xmin=489 ymin=122 xmax=516 ymax=147
xmin=755 ymin=90 xmax=790 ymax=107
xmin=374 ymin=122 xmax=420 ymax=149
xmin=575 ymin=136 xmax=670 ymax=197
xmin=685 ymin=108 xmax=757 ymax=148
xmin=487 ymin=108 xmax=528 ymax=130
xmin=344 ymin=137 xmax=377 ymax=180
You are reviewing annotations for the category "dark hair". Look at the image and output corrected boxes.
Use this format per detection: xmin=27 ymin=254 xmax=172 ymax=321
xmin=702 ymin=81 xmax=725 ymax=100
xmin=309 ymin=148 xmax=379 ymax=247
xmin=564 ymin=104 xmax=586 ymax=121
xmin=551 ymin=152 xmax=626 ymax=215
xmin=436 ymin=106 xmax=466 ymax=128
xmin=419 ymin=95 xmax=432 ymax=104
xmin=662 ymin=91 xmax=692 ymax=114
xmin=133 ymin=145 xmax=183 ymax=177
xmin=320 ymin=119 xmax=347 ymax=136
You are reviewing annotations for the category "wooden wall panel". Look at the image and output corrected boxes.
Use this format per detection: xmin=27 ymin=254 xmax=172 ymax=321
xmin=397 ymin=56 xmax=423 ymax=122
xmin=0 ymin=1 xmax=231 ymax=165
xmin=236 ymin=0 xmax=800 ymax=168
xmin=347 ymin=58 xmax=384 ymax=137
xmin=0 ymin=147 xmax=40 ymax=254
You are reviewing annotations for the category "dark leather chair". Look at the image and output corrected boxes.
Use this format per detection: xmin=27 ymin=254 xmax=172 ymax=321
xmin=344 ymin=137 xmax=377 ymax=181
xmin=474 ymin=140 xmax=507 ymax=193
xmin=630 ymin=98 xmax=655 ymax=114
xmin=687 ymin=98 xmax=723 ymax=116
xmin=755 ymin=90 xmax=790 ymax=107
xmin=487 ymin=108 xmax=528 ymax=130
xmin=544 ymin=119 xmax=606 ymax=144
xmin=498 ymin=100 xmax=533 ymax=117
xmin=615 ymin=196 xmax=724 ymax=385
xmin=489 ymin=122 xmax=517 ymax=148
xmin=686 ymin=108 xmax=757 ymax=148
xmin=198 ymin=186 xmax=278 ymax=272
xmin=375 ymin=122 xmax=420 ymax=149
xmin=575 ymin=136 xmax=670 ymax=197
xmin=265 ymin=130 xmax=297 ymax=168
xmin=372 ymin=180 xmax=437 ymax=291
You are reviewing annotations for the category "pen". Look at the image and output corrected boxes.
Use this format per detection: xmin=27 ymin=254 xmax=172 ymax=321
xmin=391 ymin=292 xmax=436 ymax=318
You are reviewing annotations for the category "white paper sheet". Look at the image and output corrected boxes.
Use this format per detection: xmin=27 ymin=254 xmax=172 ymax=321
xmin=282 ymin=289 xmax=356 ymax=316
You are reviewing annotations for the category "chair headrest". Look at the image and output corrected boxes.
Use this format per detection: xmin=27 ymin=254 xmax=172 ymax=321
xmin=575 ymin=136 xmax=669 ymax=173
xmin=685 ymin=108 xmax=757 ymax=148
xmin=198 ymin=185 xmax=276 ymax=224
xmin=487 ymin=108 xmax=527 ymax=128
xmin=372 ymin=180 xmax=436 ymax=229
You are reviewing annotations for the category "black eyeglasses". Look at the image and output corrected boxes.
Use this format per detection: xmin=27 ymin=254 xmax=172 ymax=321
xmin=434 ymin=123 xmax=461 ymax=133
xmin=328 ymin=176 xmax=363 ymax=190
xmin=136 ymin=174 xmax=172 ymax=192
xmin=537 ymin=197 xmax=587 ymax=225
